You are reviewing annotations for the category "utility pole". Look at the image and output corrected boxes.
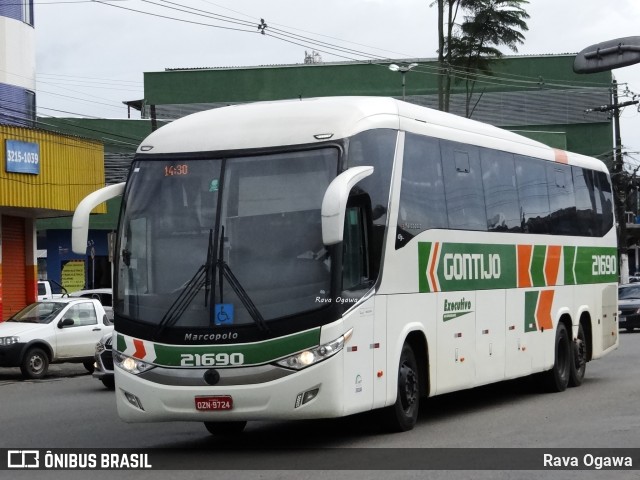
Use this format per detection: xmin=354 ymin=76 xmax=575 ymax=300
xmin=586 ymin=80 xmax=639 ymax=281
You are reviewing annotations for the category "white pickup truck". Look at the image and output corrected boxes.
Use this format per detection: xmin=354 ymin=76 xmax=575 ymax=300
xmin=0 ymin=298 xmax=113 ymax=379
xmin=37 ymin=279 xmax=68 ymax=301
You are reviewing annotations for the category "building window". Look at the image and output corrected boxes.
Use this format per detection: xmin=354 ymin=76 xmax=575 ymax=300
xmin=25 ymin=89 xmax=36 ymax=126
xmin=23 ymin=0 xmax=33 ymax=25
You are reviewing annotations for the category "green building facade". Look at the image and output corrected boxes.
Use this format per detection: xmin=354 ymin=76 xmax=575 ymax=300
xmin=142 ymin=55 xmax=613 ymax=161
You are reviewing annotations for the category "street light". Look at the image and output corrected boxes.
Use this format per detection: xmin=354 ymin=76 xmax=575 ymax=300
xmin=388 ymin=63 xmax=418 ymax=101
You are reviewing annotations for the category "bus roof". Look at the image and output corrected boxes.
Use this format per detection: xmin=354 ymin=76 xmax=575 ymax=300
xmin=137 ymin=96 xmax=608 ymax=173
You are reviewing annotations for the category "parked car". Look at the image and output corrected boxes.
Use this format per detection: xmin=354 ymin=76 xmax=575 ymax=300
xmin=69 ymin=288 xmax=113 ymax=321
xmin=618 ymin=283 xmax=640 ymax=332
xmin=0 ymin=298 xmax=113 ymax=379
xmin=93 ymin=333 xmax=114 ymax=390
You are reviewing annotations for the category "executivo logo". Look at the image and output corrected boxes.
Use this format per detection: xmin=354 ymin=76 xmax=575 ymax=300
xmin=443 ymin=297 xmax=473 ymax=321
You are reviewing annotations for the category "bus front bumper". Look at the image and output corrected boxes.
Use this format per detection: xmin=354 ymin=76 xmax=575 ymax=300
xmin=115 ymin=351 xmax=346 ymax=423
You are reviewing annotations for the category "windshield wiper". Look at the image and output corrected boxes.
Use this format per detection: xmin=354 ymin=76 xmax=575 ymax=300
xmin=204 ymin=229 xmax=214 ymax=307
xmin=152 ymin=231 xmax=214 ymax=341
xmin=215 ymin=226 xmax=270 ymax=335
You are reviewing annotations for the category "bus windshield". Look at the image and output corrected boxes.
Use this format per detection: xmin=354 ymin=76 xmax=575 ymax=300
xmin=116 ymin=148 xmax=338 ymax=329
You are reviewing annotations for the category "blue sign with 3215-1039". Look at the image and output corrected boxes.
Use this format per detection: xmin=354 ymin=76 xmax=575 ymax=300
xmin=5 ymin=140 xmax=40 ymax=175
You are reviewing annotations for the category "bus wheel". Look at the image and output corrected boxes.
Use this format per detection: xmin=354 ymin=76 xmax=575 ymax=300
xmin=541 ymin=323 xmax=571 ymax=392
xmin=569 ymin=324 xmax=587 ymax=387
xmin=204 ymin=421 xmax=247 ymax=435
xmin=382 ymin=343 xmax=420 ymax=432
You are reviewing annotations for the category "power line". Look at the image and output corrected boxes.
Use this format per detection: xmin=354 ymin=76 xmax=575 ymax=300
xmin=37 ymin=72 xmax=143 ymax=86
xmin=91 ymin=0 xmax=257 ymax=33
xmin=1 ymin=101 xmax=145 ymax=148
xmin=40 ymin=0 xmax=618 ymax=96
xmin=27 ymin=0 xmax=631 ymax=126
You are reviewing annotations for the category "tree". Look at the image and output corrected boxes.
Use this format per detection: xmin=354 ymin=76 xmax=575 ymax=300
xmin=434 ymin=0 xmax=529 ymax=116
xmin=434 ymin=0 xmax=466 ymax=112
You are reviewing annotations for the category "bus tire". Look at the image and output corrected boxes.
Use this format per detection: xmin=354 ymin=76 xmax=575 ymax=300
xmin=204 ymin=421 xmax=247 ymax=435
xmin=541 ymin=323 xmax=571 ymax=392
xmin=382 ymin=343 xmax=420 ymax=432
xmin=569 ymin=324 xmax=587 ymax=387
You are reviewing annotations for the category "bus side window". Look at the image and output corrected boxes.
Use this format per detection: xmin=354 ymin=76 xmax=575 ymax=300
xmin=595 ymin=171 xmax=614 ymax=235
xmin=342 ymin=203 xmax=370 ymax=291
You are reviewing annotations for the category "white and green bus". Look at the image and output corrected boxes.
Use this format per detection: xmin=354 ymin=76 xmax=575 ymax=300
xmin=73 ymin=97 xmax=618 ymax=434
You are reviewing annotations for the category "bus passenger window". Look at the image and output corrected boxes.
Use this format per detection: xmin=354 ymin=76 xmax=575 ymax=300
xmin=480 ymin=149 xmax=520 ymax=232
xmin=515 ymin=155 xmax=551 ymax=233
xmin=441 ymin=141 xmax=486 ymax=231
xmin=396 ymin=133 xmax=447 ymax=249
xmin=546 ymin=163 xmax=576 ymax=235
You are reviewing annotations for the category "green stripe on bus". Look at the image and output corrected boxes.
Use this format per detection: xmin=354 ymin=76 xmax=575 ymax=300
xmin=434 ymin=243 xmax=517 ymax=291
xmin=418 ymin=242 xmax=432 ymax=293
xmin=524 ymin=291 xmax=539 ymax=332
xmin=531 ymin=245 xmax=547 ymax=287
xmin=418 ymin=242 xmax=616 ymax=293
xmin=574 ymin=246 xmax=618 ymax=284
xmin=117 ymin=334 xmax=127 ymax=353
xmin=141 ymin=328 xmax=321 ymax=367
xmin=563 ymin=246 xmax=577 ymax=285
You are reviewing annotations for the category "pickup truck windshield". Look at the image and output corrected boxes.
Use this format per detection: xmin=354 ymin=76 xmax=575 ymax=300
xmin=9 ymin=302 xmax=67 ymax=324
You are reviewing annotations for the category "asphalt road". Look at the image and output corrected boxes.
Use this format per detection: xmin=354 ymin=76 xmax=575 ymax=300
xmin=1 ymin=331 xmax=639 ymax=480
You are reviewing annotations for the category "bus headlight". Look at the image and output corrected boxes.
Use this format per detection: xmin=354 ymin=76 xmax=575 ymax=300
xmin=275 ymin=330 xmax=351 ymax=370
xmin=114 ymin=352 xmax=154 ymax=374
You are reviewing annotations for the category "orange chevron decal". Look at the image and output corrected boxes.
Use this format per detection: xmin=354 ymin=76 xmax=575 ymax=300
xmin=544 ymin=245 xmax=562 ymax=286
xmin=536 ymin=290 xmax=554 ymax=330
xmin=517 ymin=244 xmax=533 ymax=288
xmin=133 ymin=339 xmax=147 ymax=359
xmin=429 ymin=242 xmax=440 ymax=292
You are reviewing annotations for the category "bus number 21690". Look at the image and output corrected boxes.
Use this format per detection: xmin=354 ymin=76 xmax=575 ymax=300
xmin=180 ymin=353 xmax=245 ymax=367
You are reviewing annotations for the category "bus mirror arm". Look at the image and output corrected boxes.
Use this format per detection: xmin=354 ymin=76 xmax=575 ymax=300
xmin=321 ymin=166 xmax=374 ymax=245
xmin=71 ymin=182 xmax=126 ymax=254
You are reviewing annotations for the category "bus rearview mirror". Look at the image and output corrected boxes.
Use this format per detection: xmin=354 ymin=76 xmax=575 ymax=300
xmin=321 ymin=166 xmax=374 ymax=245
xmin=72 ymin=182 xmax=126 ymax=255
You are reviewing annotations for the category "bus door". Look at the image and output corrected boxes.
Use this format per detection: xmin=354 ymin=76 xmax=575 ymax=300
xmin=340 ymin=201 xmax=377 ymax=414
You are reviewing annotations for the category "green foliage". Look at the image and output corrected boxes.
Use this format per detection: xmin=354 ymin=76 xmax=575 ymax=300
xmin=437 ymin=0 xmax=530 ymax=116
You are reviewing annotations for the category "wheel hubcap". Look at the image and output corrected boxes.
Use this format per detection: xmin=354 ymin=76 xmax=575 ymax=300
xmin=30 ymin=356 xmax=43 ymax=373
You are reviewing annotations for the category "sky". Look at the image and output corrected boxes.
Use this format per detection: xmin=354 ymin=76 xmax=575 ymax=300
xmin=33 ymin=0 xmax=640 ymax=167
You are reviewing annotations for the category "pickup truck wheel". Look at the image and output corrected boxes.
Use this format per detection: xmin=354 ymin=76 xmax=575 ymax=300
xmin=83 ymin=361 xmax=95 ymax=373
xmin=20 ymin=348 xmax=49 ymax=379
xmin=101 ymin=377 xmax=115 ymax=390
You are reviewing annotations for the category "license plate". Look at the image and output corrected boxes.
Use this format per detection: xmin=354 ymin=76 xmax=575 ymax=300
xmin=195 ymin=396 xmax=233 ymax=411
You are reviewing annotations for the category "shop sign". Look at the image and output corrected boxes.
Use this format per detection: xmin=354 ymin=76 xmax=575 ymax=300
xmin=5 ymin=140 xmax=40 ymax=174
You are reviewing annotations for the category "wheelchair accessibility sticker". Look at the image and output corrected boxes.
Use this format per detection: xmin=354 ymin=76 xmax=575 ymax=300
xmin=214 ymin=304 xmax=234 ymax=325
